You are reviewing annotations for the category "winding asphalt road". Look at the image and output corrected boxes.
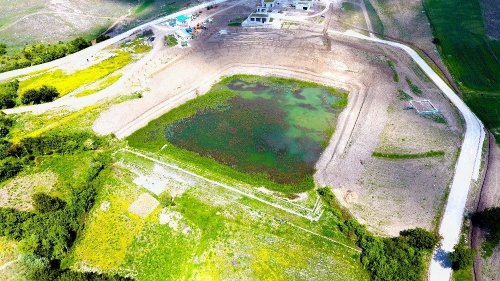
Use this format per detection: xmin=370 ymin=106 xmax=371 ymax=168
xmin=336 ymin=30 xmax=486 ymax=281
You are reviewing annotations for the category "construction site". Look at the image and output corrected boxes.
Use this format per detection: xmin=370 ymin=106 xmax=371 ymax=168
xmin=0 ymin=0 xmax=494 ymax=280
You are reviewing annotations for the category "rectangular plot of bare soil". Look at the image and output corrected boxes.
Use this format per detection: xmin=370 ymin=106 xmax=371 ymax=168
xmin=128 ymin=193 xmax=159 ymax=218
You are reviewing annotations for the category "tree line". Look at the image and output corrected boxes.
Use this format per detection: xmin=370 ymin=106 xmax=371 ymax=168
xmin=0 ymin=130 xmax=104 ymax=183
xmin=0 ymin=80 xmax=59 ymax=110
xmin=0 ymin=37 xmax=91 ymax=73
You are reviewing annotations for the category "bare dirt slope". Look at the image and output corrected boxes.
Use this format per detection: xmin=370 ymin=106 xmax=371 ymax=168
xmin=477 ymin=140 xmax=500 ymax=281
xmin=0 ymin=0 xmax=133 ymax=47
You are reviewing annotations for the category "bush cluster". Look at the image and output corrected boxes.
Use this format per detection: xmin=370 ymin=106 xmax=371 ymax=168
xmin=317 ymin=187 xmax=440 ymax=281
xmin=449 ymin=239 xmax=474 ymax=270
xmin=0 ymin=38 xmax=91 ymax=73
xmin=0 ymin=154 xmax=130 ymax=280
xmin=472 ymin=207 xmax=500 ymax=257
xmin=0 ymin=80 xmax=19 ymax=109
xmin=0 ymin=132 xmax=104 ymax=183
xmin=22 ymin=85 xmax=59 ymax=105
xmin=0 ymin=113 xmax=14 ymax=138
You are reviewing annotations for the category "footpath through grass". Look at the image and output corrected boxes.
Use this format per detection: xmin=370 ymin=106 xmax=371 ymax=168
xmin=424 ymin=0 xmax=500 ymax=140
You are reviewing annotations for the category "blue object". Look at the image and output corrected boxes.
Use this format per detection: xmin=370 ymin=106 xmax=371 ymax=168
xmin=169 ymin=21 xmax=176 ymax=27
xmin=176 ymin=15 xmax=189 ymax=23
xmin=186 ymin=27 xmax=193 ymax=33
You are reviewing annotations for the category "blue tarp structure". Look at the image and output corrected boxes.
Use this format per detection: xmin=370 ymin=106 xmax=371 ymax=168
xmin=176 ymin=15 xmax=189 ymax=23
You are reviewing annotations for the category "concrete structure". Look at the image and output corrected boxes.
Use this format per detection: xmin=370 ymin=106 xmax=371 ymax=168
xmin=242 ymin=5 xmax=277 ymax=27
xmin=247 ymin=13 xmax=270 ymax=24
xmin=295 ymin=0 xmax=313 ymax=10
xmin=262 ymin=0 xmax=276 ymax=8
xmin=410 ymin=99 xmax=439 ymax=115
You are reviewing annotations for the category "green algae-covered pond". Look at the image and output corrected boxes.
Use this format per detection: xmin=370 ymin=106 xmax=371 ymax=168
xmin=128 ymin=75 xmax=347 ymax=193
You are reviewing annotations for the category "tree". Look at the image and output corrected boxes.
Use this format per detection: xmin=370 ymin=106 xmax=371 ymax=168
xmin=22 ymin=89 xmax=40 ymax=105
xmin=22 ymin=86 xmax=59 ymax=105
xmin=0 ymin=80 xmax=19 ymax=109
xmin=32 ymin=193 xmax=66 ymax=213
xmin=39 ymin=85 xmax=59 ymax=103
xmin=68 ymin=37 xmax=91 ymax=53
xmin=449 ymin=241 xmax=474 ymax=270
xmin=402 ymin=228 xmax=440 ymax=250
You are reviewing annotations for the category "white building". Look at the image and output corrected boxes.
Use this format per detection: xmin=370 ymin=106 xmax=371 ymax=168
xmin=261 ymin=0 xmax=276 ymax=8
xmin=247 ymin=12 xmax=270 ymax=24
xmin=295 ymin=0 xmax=313 ymax=10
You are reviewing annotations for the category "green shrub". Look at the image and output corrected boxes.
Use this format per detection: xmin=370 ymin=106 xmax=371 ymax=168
xmin=32 ymin=193 xmax=66 ymax=213
xmin=0 ymin=157 xmax=23 ymax=182
xmin=11 ymin=132 xmax=102 ymax=157
xmin=0 ymin=132 xmax=104 ymax=184
xmin=0 ymin=114 xmax=13 ymax=138
xmin=406 ymin=78 xmax=423 ymax=96
xmin=22 ymin=85 xmax=59 ymax=105
xmin=387 ymin=61 xmax=399 ymax=82
xmin=0 ymin=80 xmax=19 ymax=109
xmin=472 ymin=207 xmax=500 ymax=257
xmin=449 ymin=240 xmax=474 ymax=270
xmin=397 ymin=89 xmax=412 ymax=101
xmin=158 ymin=191 xmax=175 ymax=207
xmin=402 ymin=227 xmax=440 ymax=250
xmin=165 ymin=35 xmax=178 ymax=47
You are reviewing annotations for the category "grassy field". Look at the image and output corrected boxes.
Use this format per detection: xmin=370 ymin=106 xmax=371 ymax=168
xmin=18 ymin=52 xmax=131 ymax=96
xmin=67 ymin=151 xmax=369 ymax=280
xmin=424 ymin=0 xmax=500 ymax=141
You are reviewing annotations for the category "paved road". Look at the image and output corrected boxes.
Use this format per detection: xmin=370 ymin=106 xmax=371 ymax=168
xmin=336 ymin=30 xmax=486 ymax=281
xmin=0 ymin=0 xmax=231 ymax=82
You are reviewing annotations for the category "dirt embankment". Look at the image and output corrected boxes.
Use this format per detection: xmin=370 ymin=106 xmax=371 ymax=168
xmin=472 ymin=135 xmax=500 ymax=281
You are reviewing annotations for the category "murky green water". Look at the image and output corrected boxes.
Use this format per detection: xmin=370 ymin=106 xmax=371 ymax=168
xmin=164 ymin=76 xmax=346 ymax=185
